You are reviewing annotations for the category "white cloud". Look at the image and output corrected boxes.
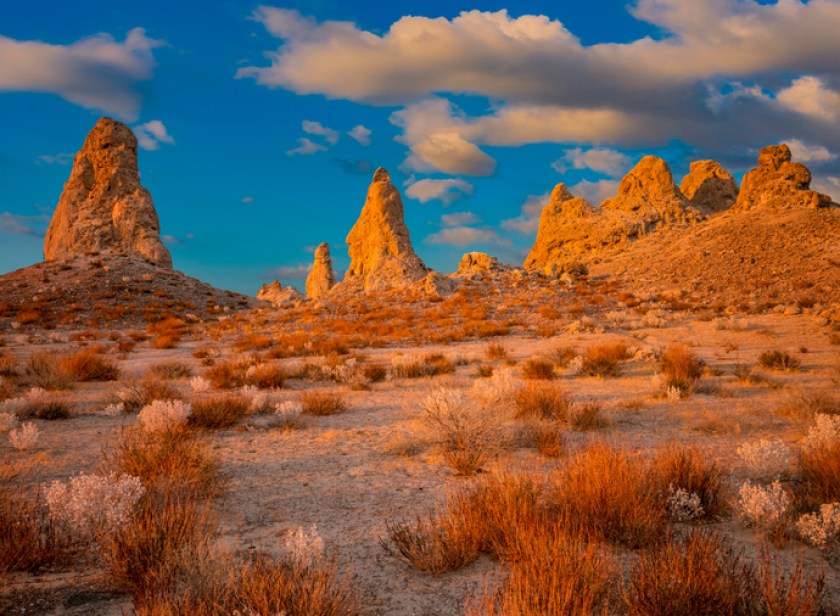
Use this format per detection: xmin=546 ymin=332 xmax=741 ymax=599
xmin=302 ymin=120 xmax=339 ymax=145
xmin=552 ymin=147 xmax=630 ymax=177
xmin=161 ymin=234 xmax=180 ymax=245
xmin=265 ymin=264 xmax=313 ymax=280
xmin=241 ymin=196 xmax=255 ymax=203
xmin=441 ymin=211 xmax=479 ymax=226
xmin=811 ymin=175 xmax=840 ymax=201
xmin=36 ymin=152 xmax=73 ymax=165
xmin=405 ymin=178 xmax=473 ymax=204
xmin=777 ymin=76 xmax=840 ymax=123
xmin=0 ymin=28 xmax=162 ymax=121
xmin=134 ymin=120 xmax=175 ymax=151
xmin=501 ymin=192 xmax=549 ymax=234
xmin=570 ymin=179 xmax=620 ymax=205
xmin=425 ymin=226 xmax=511 ymax=248
xmin=286 ymin=137 xmax=327 ymax=156
xmin=348 ymin=124 xmax=372 ymax=146
xmin=402 ymin=131 xmax=496 ymax=176
xmin=0 ymin=212 xmax=48 ymax=236
xmin=786 ymin=138 xmax=836 ymax=163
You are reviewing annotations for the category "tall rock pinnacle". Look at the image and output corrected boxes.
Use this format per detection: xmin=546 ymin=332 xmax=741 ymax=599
xmin=342 ymin=168 xmax=428 ymax=291
xmin=305 ymin=242 xmax=336 ymax=299
xmin=44 ymin=117 xmax=172 ymax=267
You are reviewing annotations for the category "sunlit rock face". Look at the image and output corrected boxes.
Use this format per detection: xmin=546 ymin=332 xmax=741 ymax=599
xmin=736 ymin=144 xmax=835 ymax=211
xmin=680 ymin=160 xmax=739 ymax=213
xmin=457 ymin=252 xmax=508 ymax=275
xmin=44 ymin=117 xmax=172 ymax=267
xmin=306 ymin=242 xmax=335 ymax=299
xmin=257 ymin=280 xmax=304 ymax=305
xmin=341 ymin=167 xmax=428 ymax=292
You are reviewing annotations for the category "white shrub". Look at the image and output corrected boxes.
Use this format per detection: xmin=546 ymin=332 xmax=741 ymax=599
xmin=45 ymin=472 xmax=145 ymax=541
xmin=802 ymin=414 xmax=840 ymax=455
xmin=737 ymin=480 xmax=791 ymax=528
xmin=190 ymin=376 xmax=211 ymax=393
xmin=9 ymin=421 xmax=38 ymax=451
xmin=0 ymin=411 xmax=19 ymax=433
xmin=737 ymin=439 xmax=791 ymax=478
xmin=0 ymin=396 xmax=27 ymax=417
xmin=667 ymin=486 xmax=704 ymax=522
xmin=471 ymin=367 xmax=519 ymax=406
xmin=275 ymin=400 xmax=302 ymax=424
xmin=137 ymin=399 xmax=191 ymax=432
xmin=284 ymin=524 xmax=324 ymax=565
xmin=796 ymin=503 xmax=840 ymax=551
xmin=102 ymin=402 xmax=124 ymax=417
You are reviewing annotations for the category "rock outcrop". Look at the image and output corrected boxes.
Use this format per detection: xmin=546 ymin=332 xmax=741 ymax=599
xmin=601 ymin=156 xmax=703 ymax=226
xmin=305 ymin=243 xmax=335 ymax=299
xmin=257 ymin=280 xmax=303 ymax=305
xmin=44 ymin=117 xmax=172 ymax=267
xmin=736 ymin=144 xmax=835 ymax=211
xmin=680 ymin=161 xmax=739 ymax=213
xmin=341 ymin=168 xmax=428 ymax=291
xmin=457 ymin=252 xmax=508 ymax=275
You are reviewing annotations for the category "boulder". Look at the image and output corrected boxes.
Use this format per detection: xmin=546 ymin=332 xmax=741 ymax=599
xmin=257 ymin=280 xmax=304 ymax=305
xmin=457 ymin=252 xmax=507 ymax=275
xmin=305 ymin=242 xmax=335 ymax=299
xmin=680 ymin=160 xmax=739 ymax=213
xmin=44 ymin=117 xmax=171 ymax=267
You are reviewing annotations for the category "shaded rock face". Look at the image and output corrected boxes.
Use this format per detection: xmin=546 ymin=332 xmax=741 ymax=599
xmin=457 ymin=252 xmax=507 ymax=274
xmin=680 ymin=160 xmax=739 ymax=213
xmin=601 ymin=156 xmax=703 ymax=226
xmin=305 ymin=243 xmax=335 ymax=299
xmin=736 ymin=144 xmax=835 ymax=211
xmin=44 ymin=117 xmax=172 ymax=267
xmin=257 ymin=280 xmax=303 ymax=305
xmin=343 ymin=168 xmax=428 ymax=291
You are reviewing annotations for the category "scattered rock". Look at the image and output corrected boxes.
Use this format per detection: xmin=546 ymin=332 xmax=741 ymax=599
xmin=680 ymin=160 xmax=739 ymax=213
xmin=416 ymin=271 xmax=456 ymax=298
xmin=305 ymin=243 xmax=335 ymax=299
xmin=44 ymin=117 xmax=172 ymax=267
xmin=457 ymin=252 xmax=508 ymax=275
xmin=340 ymin=168 xmax=428 ymax=292
xmin=257 ymin=280 xmax=304 ymax=305
xmin=736 ymin=144 xmax=836 ymax=211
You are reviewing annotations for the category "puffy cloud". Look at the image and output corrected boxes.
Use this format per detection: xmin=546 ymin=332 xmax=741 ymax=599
xmin=441 ymin=211 xmax=479 ymax=226
xmin=552 ymin=147 xmax=630 ymax=177
xmin=241 ymin=196 xmax=255 ymax=203
xmin=36 ymin=152 xmax=73 ymax=165
xmin=405 ymin=178 xmax=473 ymax=204
xmin=501 ymin=193 xmax=549 ymax=234
xmin=0 ymin=212 xmax=48 ymax=236
xmin=348 ymin=124 xmax=372 ymax=146
xmin=811 ymin=175 xmax=840 ymax=200
xmin=425 ymin=226 xmax=511 ymax=248
xmin=402 ymin=131 xmax=496 ymax=176
xmin=0 ymin=28 xmax=162 ymax=121
xmin=134 ymin=120 xmax=175 ymax=151
xmin=302 ymin=120 xmax=339 ymax=145
xmin=286 ymin=137 xmax=326 ymax=155
xmin=786 ymin=138 xmax=836 ymax=163
xmin=570 ymin=179 xmax=620 ymax=205
xmin=777 ymin=76 xmax=840 ymax=123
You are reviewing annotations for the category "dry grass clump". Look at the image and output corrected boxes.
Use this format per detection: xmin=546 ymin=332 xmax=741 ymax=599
xmin=189 ymin=394 xmax=250 ymax=429
xmin=570 ymin=401 xmax=608 ymax=431
xmin=118 ymin=378 xmax=182 ymax=413
xmin=485 ymin=343 xmax=509 ymax=361
xmin=24 ymin=353 xmax=74 ymax=390
xmin=651 ymin=445 xmax=725 ymax=518
xmin=799 ymin=441 xmax=840 ymax=504
xmin=59 ymin=348 xmax=121 ymax=382
xmin=514 ymin=382 xmax=571 ymax=420
xmin=147 ymin=317 xmax=188 ymax=350
xmin=205 ymin=359 xmax=247 ymax=389
xmin=658 ymin=345 xmax=704 ymax=394
xmin=423 ymin=353 xmax=457 ymax=376
xmin=579 ymin=342 xmax=629 ymax=378
xmin=758 ymin=350 xmax=801 ymax=372
xmin=16 ymin=396 xmax=73 ymax=420
xmin=149 ymin=361 xmax=193 ymax=379
xmin=551 ymin=443 xmax=666 ymax=547
xmin=0 ymin=353 xmax=18 ymax=377
xmin=244 ymin=362 xmax=285 ymax=389
xmin=778 ymin=389 xmax=839 ymax=419
xmin=624 ymin=532 xmax=824 ymax=616
xmin=521 ymin=358 xmax=556 ymax=380
xmin=234 ymin=334 xmax=273 ymax=352
xmin=547 ymin=345 xmax=578 ymax=369
xmin=299 ymin=390 xmax=348 ymax=416
xmin=392 ymin=354 xmax=456 ymax=379
xmin=362 ymin=363 xmax=387 ymax=383
xmin=532 ymin=421 xmax=566 ymax=458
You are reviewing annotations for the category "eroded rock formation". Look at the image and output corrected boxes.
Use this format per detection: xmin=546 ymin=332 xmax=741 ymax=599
xmin=305 ymin=243 xmax=335 ymax=299
xmin=458 ymin=252 xmax=507 ymax=275
xmin=257 ymin=280 xmax=303 ymax=305
xmin=680 ymin=161 xmax=739 ymax=213
xmin=44 ymin=117 xmax=171 ymax=267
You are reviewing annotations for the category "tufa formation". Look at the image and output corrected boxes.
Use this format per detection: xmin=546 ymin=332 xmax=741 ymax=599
xmin=341 ymin=168 xmax=428 ymax=292
xmin=257 ymin=280 xmax=303 ymax=305
xmin=44 ymin=118 xmax=172 ymax=267
xmin=305 ymin=242 xmax=336 ymax=299
xmin=736 ymin=144 xmax=835 ymax=211
xmin=457 ymin=252 xmax=508 ymax=275
xmin=680 ymin=160 xmax=739 ymax=213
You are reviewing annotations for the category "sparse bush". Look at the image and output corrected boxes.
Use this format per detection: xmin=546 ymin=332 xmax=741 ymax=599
xmin=666 ymin=487 xmax=705 ymax=522
xmin=547 ymin=344 xmax=578 ymax=368
xmin=753 ymin=547 xmax=825 ymax=616
xmin=658 ymin=345 xmax=704 ymax=395
xmin=485 ymin=343 xmax=509 ymax=361
xmin=60 ymin=349 xmax=120 ymax=381
xmin=117 ymin=378 xmax=182 ymax=413
xmin=578 ymin=342 xmax=628 ymax=377
xmin=0 ymin=354 xmax=18 ymax=377
xmin=24 ymin=353 xmax=73 ymax=390
xmin=533 ymin=421 xmax=566 ymax=458
xmin=205 ymin=358 xmax=247 ymax=389
xmin=138 ymin=400 xmax=192 ymax=433
xmin=521 ymin=358 xmax=555 ymax=380
xmin=274 ymin=400 xmax=303 ymax=428
xmin=737 ymin=480 xmax=791 ymax=531
xmin=190 ymin=376 xmax=211 ymax=392
xmin=244 ymin=362 xmax=285 ymax=389
xmin=0 ymin=482 xmax=71 ymax=573
xmin=149 ymin=361 xmax=193 ymax=379
xmin=299 ymin=390 xmax=347 ymax=416
xmin=570 ymin=401 xmax=608 ymax=431
xmin=796 ymin=502 xmax=840 ymax=554
xmin=799 ymin=414 xmax=840 ymax=503
xmin=9 ymin=421 xmax=38 ymax=451
xmin=652 ymin=445 xmax=725 ymax=518
xmin=758 ymin=350 xmax=800 ymax=372
xmin=779 ymin=389 xmax=839 ymax=419
xmin=234 ymin=334 xmax=273 ymax=352
xmin=14 ymin=388 xmax=73 ymax=420
xmin=362 ymin=363 xmax=387 ymax=383
xmin=737 ymin=439 xmax=792 ymax=479
xmin=514 ymin=382 xmax=571 ymax=420
xmin=189 ymin=394 xmax=250 ymax=429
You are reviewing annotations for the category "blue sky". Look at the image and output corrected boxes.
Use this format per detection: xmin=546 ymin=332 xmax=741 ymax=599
xmin=1 ymin=0 xmax=839 ymax=294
